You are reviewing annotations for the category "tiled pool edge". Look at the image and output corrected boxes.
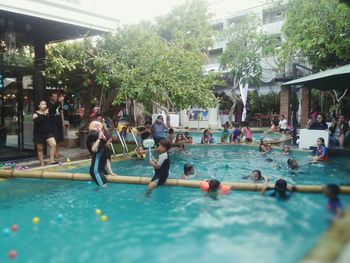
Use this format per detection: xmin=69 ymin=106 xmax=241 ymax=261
xmin=301 ymin=206 xmax=350 ymax=263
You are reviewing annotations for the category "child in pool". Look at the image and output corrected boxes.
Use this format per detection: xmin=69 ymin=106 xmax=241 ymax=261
xmin=175 ymin=133 xmax=186 ymax=145
xmin=287 ymin=158 xmax=299 ymax=170
xmin=184 ymin=132 xmax=193 ymax=144
xmin=167 ymin=128 xmax=175 ymax=143
xmin=282 ymin=145 xmax=290 ymax=155
xmin=259 ymin=138 xmax=271 ymax=154
xmin=323 ymin=184 xmax=344 ymax=219
xmin=201 ymin=129 xmax=213 ymax=144
xmin=261 ymin=179 xmax=296 ymax=200
xmin=130 ymin=146 xmax=146 ymax=160
xmin=221 ymin=123 xmax=230 ymax=143
xmin=240 ymin=122 xmax=252 ymax=142
xmin=230 ymin=124 xmax=241 ymax=144
xmin=146 ymin=139 xmax=171 ymax=195
xmin=180 ymin=163 xmax=195 ymax=179
xmin=200 ymin=179 xmax=231 ymax=199
xmin=242 ymin=170 xmax=269 ymax=183
xmin=313 ymin=137 xmax=328 ymax=161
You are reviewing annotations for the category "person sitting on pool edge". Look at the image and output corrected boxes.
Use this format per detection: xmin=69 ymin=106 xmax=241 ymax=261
xmin=313 ymin=137 xmax=328 ymax=162
xmin=201 ymin=129 xmax=214 ymax=144
xmin=240 ymin=122 xmax=252 ymax=143
xmin=221 ymin=122 xmax=231 ymax=144
xmin=261 ymin=179 xmax=296 ymax=200
xmin=146 ymin=139 xmax=171 ymax=195
xmin=230 ymin=124 xmax=241 ymax=144
xmin=242 ymin=170 xmax=269 ymax=183
xmin=322 ymin=184 xmax=344 ymax=219
xmin=180 ymin=163 xmax=195 ymax=180
xmin=200 ymin=179 xmax=231 ymax=199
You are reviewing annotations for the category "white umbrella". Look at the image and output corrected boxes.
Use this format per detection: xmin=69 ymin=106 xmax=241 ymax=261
xmin=239 ymin=82 xmax=249 ymax=122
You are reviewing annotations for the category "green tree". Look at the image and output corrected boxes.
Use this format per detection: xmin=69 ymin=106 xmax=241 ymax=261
xmin=218 ymin=15 xmax=273 ymax=121
xmin=281 ymin=0 xmax=350 ymax=70
xmin=155 ymin=0 xmax=214 ymax=52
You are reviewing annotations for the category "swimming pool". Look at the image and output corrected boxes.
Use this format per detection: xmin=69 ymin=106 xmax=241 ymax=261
xmin=1 ymin=178 xmax=348 ymax=263
xmin=70 ymin=145 xmax=350 ymax=186
xmin=183 ymin=131 xmax=282 ymax=144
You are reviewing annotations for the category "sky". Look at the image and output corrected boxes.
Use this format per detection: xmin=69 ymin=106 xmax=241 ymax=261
xmin=90 ymin=0 xmax=267 ymax=24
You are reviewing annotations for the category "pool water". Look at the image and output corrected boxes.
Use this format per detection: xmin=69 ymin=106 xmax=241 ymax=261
xmin=185 ymin=131 xmax=282 ymax=144
xmin=1 ymin=179 xmax=348 ymax=263
xmin=71 ymin=145 xmax=350 ymax=186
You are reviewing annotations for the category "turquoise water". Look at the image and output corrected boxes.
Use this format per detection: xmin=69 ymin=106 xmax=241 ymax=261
xmin=178 ymin=131 xmax=281 ymax=144
xmin=125 ymin=131 xmax=282 ymax=144
xmin=1 ymin=178 xmax=348 ymax=263
xmin=71 ymin=145 xmax=350 ymax=186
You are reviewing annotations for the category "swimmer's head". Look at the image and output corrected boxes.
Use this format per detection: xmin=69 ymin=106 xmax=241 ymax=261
xmin=203 ymin=129 xmax=210 ymax=136
xmin=184 ymin=131 xmax=190 ymax=137
xmin=266 ymin=158 xmax=273 ymax=163
xmin=251 ymin=170 xmax=262 ymax=181
xmin=287 ymin=158 xmax=298 ymax=169
xmin=323 ymin=184 xmax=340 ymax=199
xmin=168 ymin=128 xmax=174 ymax=134
xmin=275 ymin=179 xmax=288 ymax=193
xmin=283 ymin=145 xmax=290 ymax=152
xmin=184 ymin=163 xmax=194 ymax=175
xmin=208 ymin=179 xmax=221 ymax=193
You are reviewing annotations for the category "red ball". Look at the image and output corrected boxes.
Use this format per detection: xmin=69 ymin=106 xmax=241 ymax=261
xmin=11 ymin=224 xmax=18 ymax=232
xmin=8 ymin=250 xmax=17 ymax=259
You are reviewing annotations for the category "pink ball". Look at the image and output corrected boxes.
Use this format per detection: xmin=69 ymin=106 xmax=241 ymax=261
xmin=11 ymin=224 xmax=18 ymax=232
xmin=8 ymin=250 xmax=17 ymax=259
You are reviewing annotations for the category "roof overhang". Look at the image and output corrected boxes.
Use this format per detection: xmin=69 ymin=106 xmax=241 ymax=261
xmin=281 ymin=64 xmax=350 ymax=91
xmin=0 ymin=0 xmax=118 ymax=43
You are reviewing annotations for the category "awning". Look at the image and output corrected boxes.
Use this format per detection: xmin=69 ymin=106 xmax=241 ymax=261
xmin=281 ymin=64 xmax=350 ymax=91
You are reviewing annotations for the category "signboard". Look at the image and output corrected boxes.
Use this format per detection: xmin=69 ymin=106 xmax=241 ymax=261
xmin=187 ymin=108 xmax=209 ymax=121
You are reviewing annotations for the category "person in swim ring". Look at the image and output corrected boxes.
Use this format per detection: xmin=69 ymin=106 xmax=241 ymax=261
xmin=323 ymin=184 xmax=344 ymax=219
xmin=146 ymin=139 xmax=171 ymax=195
xmin=200 ymin=179 xmax=231 ymax=199
xmin=261 ymin=179 xmax=296 ymax=200
xmin=242 ymin=170 xmax=269 ymax=183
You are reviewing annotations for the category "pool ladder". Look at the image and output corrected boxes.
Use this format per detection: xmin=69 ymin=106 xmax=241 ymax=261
xmin=114 ymin=129 xmax=139 ymax=156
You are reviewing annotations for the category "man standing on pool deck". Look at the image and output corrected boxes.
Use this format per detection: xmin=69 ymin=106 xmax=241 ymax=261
xmin=146 ymin=139 xmax=171 ymax=195
xmin=48 ymin=92 xmax=65 ymax=158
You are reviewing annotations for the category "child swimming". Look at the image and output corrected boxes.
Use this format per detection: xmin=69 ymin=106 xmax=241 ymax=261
xmin=200 ymin=179 xmax=231 ymax=199
xmin=146 ymin=139 xmax=171 ymax=195
xmin=130 ymin=146 xmax=146 ymax=160
xmin=287 ymin=158 xmax=299 ymax=170
xmin=323 ymin=184 xmax=344 ymax=219
xmin=242 ymin=170 xmax=269 ymax=183
xmin=180 ymin=163 xmax=194 ymax=179
xmin=259 ymin=138 xmax=271 ymax=154
xmin=282 ymin=145 xmax=290 ymax=155
xmin=261 ymin=179 xmax=296 ymax=200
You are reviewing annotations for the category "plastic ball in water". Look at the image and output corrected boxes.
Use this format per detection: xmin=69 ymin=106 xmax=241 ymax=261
xmin=8 ymin=250 xmax=17 ymax=259
xmin=32 ymin=217 xmax=40 ymax=224
xmin=11 ymin=224 xmax=18 ymax=232
xmin=66 ymin=158 xmax=71 ymax=162
xmin=95 ymin=209 xmax=102 ymax=215
xmin=100 ymin=215 xmax=108 ymax=222
xmin=3 ymin=228 xmax=10 ymax=235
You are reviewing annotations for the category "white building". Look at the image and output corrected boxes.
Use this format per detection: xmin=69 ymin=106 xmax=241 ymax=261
xmin=205 ymin=1 xmax=288 ymax=96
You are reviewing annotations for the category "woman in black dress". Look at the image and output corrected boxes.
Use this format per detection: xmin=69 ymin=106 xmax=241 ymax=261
xmin=33 ymin=100 xmax=57 ymax=166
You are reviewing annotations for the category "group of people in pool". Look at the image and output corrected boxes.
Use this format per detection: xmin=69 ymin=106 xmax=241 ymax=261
xmin=84 ymin=114 xmax=343 ymax=219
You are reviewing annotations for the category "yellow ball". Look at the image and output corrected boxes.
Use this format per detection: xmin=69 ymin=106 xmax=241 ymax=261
xmin=95 ymin=209 xmax=102 ymax=215
xmin=66 ymin=158 xmax=71 ymax=162
xmin=101 ymin=215 xmax=108 ymax=222
xmin=32 ymin=217 xmax=40 ymax=224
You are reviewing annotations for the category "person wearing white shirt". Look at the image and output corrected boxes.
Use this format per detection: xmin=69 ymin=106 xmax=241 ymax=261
xmin=278 ymin=115 xmax=288 ymax=133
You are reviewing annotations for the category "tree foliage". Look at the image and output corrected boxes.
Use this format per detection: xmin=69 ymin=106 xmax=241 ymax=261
xmin=281 ymin=0 xmax=350 ymax=70
xmin=155 ymin=0 xmax=214 ymax=52
xmin=217 ymin=15 xmax=274 ymax=120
